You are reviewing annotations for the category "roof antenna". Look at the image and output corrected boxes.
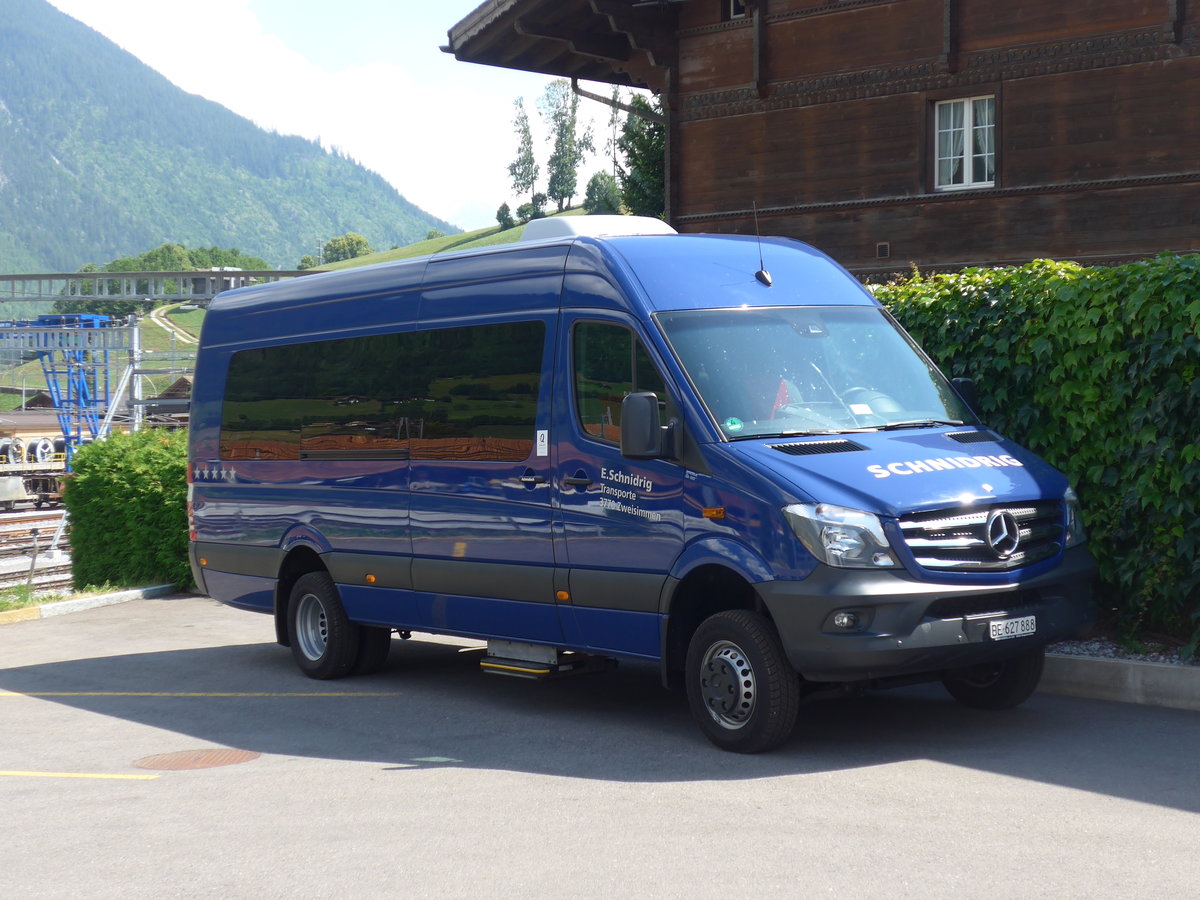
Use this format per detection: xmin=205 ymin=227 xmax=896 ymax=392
xmin=752 ymin=202 xmax=772 ymax=287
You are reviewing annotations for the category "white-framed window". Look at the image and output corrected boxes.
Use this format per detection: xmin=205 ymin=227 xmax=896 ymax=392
xmin=727 ymin=0 xmax=748 ymax=20
xmin=934 ymin=96 xmax=995 ymax=190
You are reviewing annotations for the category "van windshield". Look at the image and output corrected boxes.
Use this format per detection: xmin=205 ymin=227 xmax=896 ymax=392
xmin=656 ymin=306 xmax=977 ymax=439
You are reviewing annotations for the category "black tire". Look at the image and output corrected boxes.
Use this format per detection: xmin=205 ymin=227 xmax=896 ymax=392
xmin=352 ymin=626 xmax=392 ymax=676
xmin=685 ymin=609 xmax=800 ymax=753
xmin=286 ymin=571 xmax=360 ymax=680
xmin=942 ymin=646 xmax=1045 ymax=710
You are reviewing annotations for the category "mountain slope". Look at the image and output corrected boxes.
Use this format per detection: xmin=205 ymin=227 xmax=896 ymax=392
xmin=0 ymin=0 xmax=455 ymax=273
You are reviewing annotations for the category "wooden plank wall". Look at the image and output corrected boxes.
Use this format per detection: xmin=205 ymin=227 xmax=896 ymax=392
xmin=670 ymin=0 xmax=1200 ymax=273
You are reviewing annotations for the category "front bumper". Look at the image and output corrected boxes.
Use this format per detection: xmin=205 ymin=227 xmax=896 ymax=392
xmin=758 ymin=545 xmax=1096 ymax=682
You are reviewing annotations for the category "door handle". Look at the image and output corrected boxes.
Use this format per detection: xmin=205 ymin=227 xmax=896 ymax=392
xmin=563 ymin=472 xmax=593 ymax=487
xmin=519 ymin=469 xmax=547 ymax=485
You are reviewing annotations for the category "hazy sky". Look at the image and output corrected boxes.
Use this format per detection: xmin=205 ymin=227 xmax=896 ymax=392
xmin=43 ymin=0 xmax=618 ymax=231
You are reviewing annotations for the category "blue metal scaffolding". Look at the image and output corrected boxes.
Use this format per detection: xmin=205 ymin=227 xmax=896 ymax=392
xmin=0 ymin=315 xmax=135 ymax=463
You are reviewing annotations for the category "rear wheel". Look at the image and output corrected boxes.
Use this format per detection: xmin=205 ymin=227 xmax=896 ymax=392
xmin=685 ymin=610 xmax=800 ymax=753
xmin=942 ymin=646 xmax=1045 ymax=709
xmin=287 ymin=571 xmax=359 ymax=680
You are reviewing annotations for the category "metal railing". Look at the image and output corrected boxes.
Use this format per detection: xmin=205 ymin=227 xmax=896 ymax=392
xmin=0 ymin=270 xmax=314 ymax=303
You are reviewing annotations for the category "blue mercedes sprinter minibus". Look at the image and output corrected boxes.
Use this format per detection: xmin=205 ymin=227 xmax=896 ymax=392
xmin=188 ymin=217 xmax=1094 ymax=752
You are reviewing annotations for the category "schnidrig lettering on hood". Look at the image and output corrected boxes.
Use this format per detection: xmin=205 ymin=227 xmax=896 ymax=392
xmin=867 ymin=454 xmax=1025 ymax=478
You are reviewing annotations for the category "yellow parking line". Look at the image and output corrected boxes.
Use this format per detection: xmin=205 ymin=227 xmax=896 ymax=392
xmin=0 ymin=771 xmax=160 ymax=780
xmin=0 ymin=608 xmax=42 ymax=625
xmin=0 ymin=691 xmax=400 ymax=698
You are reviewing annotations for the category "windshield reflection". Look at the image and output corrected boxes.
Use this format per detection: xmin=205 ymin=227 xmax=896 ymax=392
xmin=656 ymin=306 xmax=975 ymax=439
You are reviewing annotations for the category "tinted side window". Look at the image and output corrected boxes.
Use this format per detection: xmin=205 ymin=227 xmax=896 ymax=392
xmin=410 ymin=322 xmax=544 ymax=461
xmin=220 ymin=332 xmax=411 ymax=461
xmin=219 ymin=321 xmax=545 ymax=462
xmin=573 ymin=321 xmax=673 ymax=445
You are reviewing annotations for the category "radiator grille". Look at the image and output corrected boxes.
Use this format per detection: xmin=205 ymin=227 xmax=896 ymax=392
xmin=925 ymin=591 xmax=1038 ymax=620
xmin=898 ymin=501 xmax=1063 ymax=571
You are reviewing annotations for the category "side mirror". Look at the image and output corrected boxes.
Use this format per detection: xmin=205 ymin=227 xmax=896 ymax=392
xmin=620 ymin=392 xmax=668 ymax=459
xmin=951 ymin=377 xmax=980 ymax=417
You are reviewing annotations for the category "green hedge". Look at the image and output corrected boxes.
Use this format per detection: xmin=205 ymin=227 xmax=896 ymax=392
xmin=62 ymin=429 xmax=191 ymax=590
xmin=873 ymin=255 xmax=1200 ymax=649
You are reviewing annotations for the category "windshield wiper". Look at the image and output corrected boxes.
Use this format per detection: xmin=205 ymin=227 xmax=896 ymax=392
xmin=876 ymin=418 xmax=964 ymax=431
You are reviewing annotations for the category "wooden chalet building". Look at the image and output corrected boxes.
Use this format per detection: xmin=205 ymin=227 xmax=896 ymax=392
xmin=447 ymin=1 xmax=1200 ymax=276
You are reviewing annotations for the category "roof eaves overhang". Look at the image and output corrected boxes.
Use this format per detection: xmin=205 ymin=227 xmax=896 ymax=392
xmin=445 ymin=0 xmax=677 ymax=92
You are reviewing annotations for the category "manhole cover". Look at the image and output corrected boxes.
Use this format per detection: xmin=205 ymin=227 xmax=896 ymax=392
xmin=132 ymin=748 xmax=261 ymax=771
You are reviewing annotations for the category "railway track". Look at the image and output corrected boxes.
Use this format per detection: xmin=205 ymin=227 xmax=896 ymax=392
xmin=0 ymin=507 xmax=72 ymax=592
xmin=0 ymin=508 xmax=67 ymax=530
xmin=0 ymin=510 xmax=68 ymax=552
xmin=0 ymin=563 xmax=72 ymax=593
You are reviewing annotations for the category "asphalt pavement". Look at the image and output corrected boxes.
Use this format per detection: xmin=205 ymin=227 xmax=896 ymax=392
xmin=2 ymin=592 xmax=1198 ymax=897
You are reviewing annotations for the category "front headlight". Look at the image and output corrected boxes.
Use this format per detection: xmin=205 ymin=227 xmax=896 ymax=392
xmin=783 ymin=503 xmax=899 ymax=569
xmin=1064 ymin=487 xmax=1087 ymax=547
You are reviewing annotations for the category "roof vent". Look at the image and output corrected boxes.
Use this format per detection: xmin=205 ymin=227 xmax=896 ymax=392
xmin=770 ymin=439 xmax=868 ymax=456
xmin=519 ymin=215 xmax=677 ymax=242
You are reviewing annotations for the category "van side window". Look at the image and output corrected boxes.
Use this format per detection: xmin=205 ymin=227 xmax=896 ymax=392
xmin=220 ymin=332 xmax=411 ymax=461
xmin=219 ymin=321 xmax=545 ymax=462
xmin=411 ymin=321 xmax=544 ymax=461
xmin=573 ymin=321 xmax=674 ymax=444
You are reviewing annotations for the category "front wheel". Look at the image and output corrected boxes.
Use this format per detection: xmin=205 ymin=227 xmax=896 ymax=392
xmin=685 ymin=610 xmax=800 ymax=753
xmin=287 ymin=571 xmax=360 ymax=680
xmin=942 ymin=646 xmax=1045 ymax=709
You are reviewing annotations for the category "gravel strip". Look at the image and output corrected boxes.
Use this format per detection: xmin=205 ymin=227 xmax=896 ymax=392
xmin=1049 ymin=638 xmax=1198 ymax=667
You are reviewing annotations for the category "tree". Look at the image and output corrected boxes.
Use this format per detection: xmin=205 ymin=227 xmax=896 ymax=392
xmin=507 ymin=98 xmax=539 ymax=203
xmin=323 ymin=233 xmax=372 ymax=263
xmin=135 ymin=243 xmax=191 ymax=272
xmin=605 ymin=85 xmax=623 ymax=176
xmin=426 ymin=229 xmax=446 ymax=241
xmin=496 ymin=203 xmax=516 ymax=231
xmin=618 ymin=94 xmax=666 ymax=219
xmin=583 ymin=172 xmax=622 ymax=214
xmin=516 ymin=194 xmax=547 ymax=224
xmin=539 ymin=79 xmax=594 ymax=212
xmin=188 ymin=246 xmax=270 ymax=270
xmin=297 ymin=255 xmax=321 ymax=270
